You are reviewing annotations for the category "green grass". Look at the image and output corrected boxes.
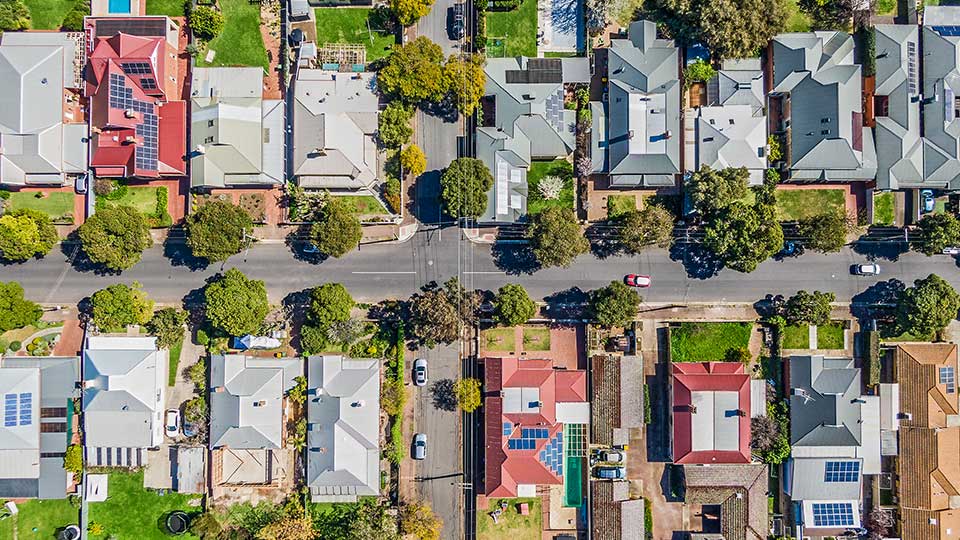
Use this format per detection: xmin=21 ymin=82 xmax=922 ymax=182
xmin=670 ymin=322 xmax=753 ymax=362
xmin=483 ymin=327 xmax=516 ymax=352
xmin=336 ymin=195 xmax=389 ymax=216
xmin=873 ymin=192 xmax=895 ymax=226
xmin=607 ymin=195 xmax=637 ymax=218
xmin=876 ymin=0 xmax=897 ymax=14
xmin=527 ymin=159 xmax=574 ymax=215
xmin=486 ymin=0 xmax=538 ymax=57
xmin=477 ymin=497 xmax=542 ymax=540
xmin=98 ymin=186 xmax=160 ymax=215
xmin=522 ymin=327 xmax=550 ymax=351
xmin=782 ymin=324 xmax=810 ymax=349
xmin=23 ymin=0 xmax=76 ymax=29
xmin=197 ymin=0 xmax=269 ymax=70
xmin=775 ymin=189 xmax=845 ymax=221
xmin=817 ymin=322 xmax=845 ymax=349
xmin=88 ymin=470 xmax=201 ymax=539
xmin=783 ymin=0 xmax=812 ymax=32
xmin=0 ymin=498 xmax=78 ymax=538
xmin=314 ymin=8 xmax=395 ymax=63
xmin=168 ymin=340 xmax=183 ymax=386
xmin=6 ymin=191 xmax=74 ymax=222
xmin=146 ymin=0 xmax=186 ymax=15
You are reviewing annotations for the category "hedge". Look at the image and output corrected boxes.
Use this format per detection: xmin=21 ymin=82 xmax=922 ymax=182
xmin=866 ymin=330 xmax=880 ymax=387
xmin=643 ymin=384 xmax=651 ymax=424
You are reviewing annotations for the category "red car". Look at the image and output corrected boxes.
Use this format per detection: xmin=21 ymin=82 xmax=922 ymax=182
xmin=624 ymin=274 xmax=651 ymax=288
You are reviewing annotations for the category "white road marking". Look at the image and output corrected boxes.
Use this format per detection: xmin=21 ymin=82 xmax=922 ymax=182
xmin=350 ymin=271 xmax=417 ymax=274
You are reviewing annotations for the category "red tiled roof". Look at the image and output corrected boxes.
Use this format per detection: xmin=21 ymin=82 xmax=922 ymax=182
xmin=673 ymin=362 xmax=752 ymax=465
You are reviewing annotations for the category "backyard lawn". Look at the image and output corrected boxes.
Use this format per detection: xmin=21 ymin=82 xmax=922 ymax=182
xmin=337 ymin=195 xmax=389 ymax=217
xmin=314 ymin=8 xmax=395 ymax=63
xmin=522 ymin=327 xmax=550 ymax=351
xmin=526 ymin=160 xmax=574 ymax=215
xmin=477 ymin=497 xmax=542 ymax=540
xmin=23 ymin=0 xmax=75 ymax=29
xmin=607 ymin=195 xmax=637 ymax=218
xmin=483 ymin=327 xmax=516 ymax=352
xmin=6 ymin=191 xmax=74 ymax=223
xmin=782 ymin=324 xmax=810 ymax=349
xmin=486 ymin=0 xmax=538 ymax=57
xmin=146 ymin=0 xmax=185 ymax=15
xmin=776 ymin=189 xmax=845 ymax=221
xmin=198 ymin=0 xmax=269 ymax=70
xmin=670 ymin=322 xmax=753 ymax=362
xmin=0 ymin=498 xmax=78 ymax=538
xmin=873 ymin=192 xmax=895 ymax=226
xmin=88 ymin=470 xmax=201 ymax=539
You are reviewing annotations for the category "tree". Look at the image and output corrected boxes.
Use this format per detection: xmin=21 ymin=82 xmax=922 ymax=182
xmin=399 ymin=503 xmax=442 ymax=540
xmin=60 ymin=0 xmax=90 ymax=31
xmin=90 ymin=282 xmax=154 ymax=332
xmin=190 ymin=5 xmax=224 ymax=40
xmin=750 ymin=415 xmax=781 ymax=454
xmin=494 ymin=284 xmax=537 ymax=326
xmin=683 ymin=58 xmax=717 ymax=86
xmin=916 ymin=212 xmax=960 ymax=256
xmin=896 ymin=274 xmax=960 ymax=339
xmin=146 ymin=307 xmax=187 ymax=350
xmin=391 ymin=0 xmax=434 ymax=26
xmin=378 ymin=37 xmax=448 ymax=105
xmin=529 ymin=207 xmax=589 ymax=268
xmin=189 ymin=512 xmax=223 ymax=539
xmin=409 ymin=278 xmax=480 ymax=346
xmin=77 ymin=205 xmax=152 ymax=271
xmin=439 ymin=158 xmax=493 ymax=219
xmin=205 ymin=269 xmax=269 ymax=336
xmin=444 ymin=54 xmax=487 ymax=116
xmin=799 ymin=209 xmax=855 ymax=253
xmin=310 ymin=197 xmax=362 ymax=258
xmin=619 ymin=205 xmax=675 ymax=253
xmin=255 ymin=515 xmax=314 ymax=540
xmin=864 ymin=509 xmax=895 ymax=540
xmin=378 ymin=103 xmax=414 ymax=148
xmin=783 ymin=290 xmax=835 ymax=326
xmin=381 ymin=377 xmax=407 ymax=416
xmin=0 ymin=0 xmax=30 ymax=31
xmin=309 ymin=283 xmax=354 ymax=327
xmin=0 ymin=281 xmax=41 ymax=332
xmin=400 ymin=144 xmax=427 ymax=178
xmin=325 ymin=319 xmax=367 ymax=345
xmin=537 ymin=176 xmax=564 ymax=200
xmin=798 ymin=0 xmax=860 ymax=31
xmin=186 ymin=200 xmax=254 ymax=262
xmin=0 ymin=208 xmax=58 ymax=261
xmin=724 ymin=346 xmax=751 ymax=364
xmin=687 ymin=166 xmax=749 ymax=215
xmin=453 ymin=378 xmax=482 ymax=412
xmin=703 ymin=200 xmax=783 ymax=273
xmin=589 ymin=281 xmax=640 ymax=327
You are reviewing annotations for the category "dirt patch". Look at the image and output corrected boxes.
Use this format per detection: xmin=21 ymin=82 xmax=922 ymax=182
xmin=260 ymin=0 xmax=282 ymax=99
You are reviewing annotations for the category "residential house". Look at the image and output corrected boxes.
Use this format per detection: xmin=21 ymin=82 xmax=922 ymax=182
xmin=590 ymin=480 xmax=645 ymax=540
xmin=0 ymin=356 xmax=79 ymax=499
xmin=590 ymin=355 xmax=644 ymax=449
xmin=190 ymin=67 xmax=285 ymax=189
xmin=0 ymin=32 xmax=88 ymax=187
xmin=683 ymin=464 xmax=769 ymax=540
xmin=785 ymin=355 xmax=879 ymax=537
xmin=768 ymin=31 xmax=877 ymax=182
xmin=894 ymin=343 xmax=960 ymax=539
xmin=83 ymin=336 xmax=166 ymax=467
xmin=477 ymin=56 xmax=590 ymax=222
xmin=483 ymin=356 xmax=589 ymax=497
xmin=292 ymin=70 xmax=380 ymax=194
xmin=306 ymin=355 xmax=380 ymax=502
xmin=84 ymin=17 xmax=186 ymax=179
xmin=590 ymin=20 xmax=681 ymax=187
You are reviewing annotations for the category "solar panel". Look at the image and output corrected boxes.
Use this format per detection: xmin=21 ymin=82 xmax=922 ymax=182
xmin=933 ymin=26 xmax=960 ymax=37
xmin=941 ymin=366 xmax=956 ymax=394
xmin=92 ymin=18 xmax=167 ymax=39
xmin=824 ymin=461 xmax=860 ymax=483
xmin=121 ymin=62 xmax=151 ymax=75
xmin=811 ymin=503 xmax=855 ymax=527
xmin=4 ymin=394 xmax=16 ymax=427
xmin=18 ymin=393 xmax=31 ymax=426
xmin=140 ymin=78 xmax=157 ymax=91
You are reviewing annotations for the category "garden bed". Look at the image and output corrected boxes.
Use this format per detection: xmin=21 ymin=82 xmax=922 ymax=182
xmin=526 ymin=159 xmax=574 ymax=215
xmin=4 ymin=191 xmax=75 ymax=224
xmin=670 ymin=322 xmax=753 ymax=362
xmin=194 ymin=192 xmax=265 ymax=223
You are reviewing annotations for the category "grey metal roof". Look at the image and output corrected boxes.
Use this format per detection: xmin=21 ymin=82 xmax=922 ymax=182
xmin=477 ymin=129 xmax=529 ymax=223
xmin=916 ymin=10 xmax=960 ymax=189
xmin=708 ymin=60 xmax=764 ymax=114
xmin=789 ymin=355 xmax=863 ymax=448
xmin=0 ymin=366 xmax=40 ymax=483
xmin=306 ymin=355 xmax=380 ymax=502
xmin=787 ymin=457 xmax=863 ymax=500
xmin=694 ymin=105 xmax=767 ymax=185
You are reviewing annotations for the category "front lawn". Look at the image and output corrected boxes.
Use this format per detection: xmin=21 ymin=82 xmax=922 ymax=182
xmin=782 ymin=324 xmax=810 ymax=349
xmin=0 ymin=498 xmax=78 ymax=538
xmin=88 ymin=470 xmax=202 ymax=539
xmin=96 ymin=185 xmax=172 ymax=227
xmin=522 ymin=327 xmax=550 ymax=351
xmin=146 ymin=0 xmax=186 ymax=15
xmin=168 ymin=340 xmax=183 ymax=386
xmin=483 ymin=327 xmax=516 ymax=353
xmin=670 ymin=322 xmax=753 ymax=362
xmin=817 ymin=322 xmax=845 ymax=349
xmin=486 ymin=0 xmax=538 ymax=58
xmin=6 ymin=191 xmax=75 ymax=223
xmin=23 ymin=0 xmax=75 ymax=29
xmin=477 ymin=497 xmax=542 ymax=540
xmin=336 ymin=195 xmax=389 ymax=217
xmin=314 ymin=7 xmax=395 ymax=63
xmin=873 ymin=192 xmax=895 ymax=226
xmin=776 ymin=189 xmax=845 ymax=221
xmin=527 ymin=160 xmax=574 ymax=215
xmin=607 ymin=195 xmax=637 ymax=218
xmin=197 ymin=0 xmax=269 ymax=70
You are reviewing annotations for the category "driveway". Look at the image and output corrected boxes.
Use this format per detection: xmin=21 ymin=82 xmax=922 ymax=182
xmin=166 ymin=328 xmax=204 ymax=412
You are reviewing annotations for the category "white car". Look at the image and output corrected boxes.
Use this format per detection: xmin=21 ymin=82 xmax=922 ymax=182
xmin=413 ymin=358 xmax=428 ymax=386
xmin=165 ymin=409 xmax=180 ymax=436
xmin=943 ymin=247 xmax=960 ymax=256
xmin=854 ymin=263 xmax=881 ymax=276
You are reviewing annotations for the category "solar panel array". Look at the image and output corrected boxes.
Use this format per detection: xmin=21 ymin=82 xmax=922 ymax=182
xmin=538 ymin=431 xmax=563 ymax=476
xmin=121 ymin=61 xmax=151 ymax=75
xmin=93 ymin=18 xmax=167 ymax=39
xmin=941 ymin=366 xmax=956 ymax=394
xmin=932 ymin=26 xmax=960 ymax=37
xmin=108 ymin=73 xmax=159 ymax=171
xmin=824 ymin=461 xmax=860 ymax=483
xmin=140 ymin=78 xmax=157 ymax=91
xmin=4 ymin=393 xmax=32 ymax=427
xmin=811 ymin=503 xmax=855 ymax=528
xmin=545 ymin=88 xmax=564 ymax=134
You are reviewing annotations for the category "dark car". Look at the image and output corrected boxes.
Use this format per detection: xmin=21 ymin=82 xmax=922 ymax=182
xmin=448 ymin=4 xmax=465 ymax=40
xmin=593 ymin=466 xmax=626 ymax=479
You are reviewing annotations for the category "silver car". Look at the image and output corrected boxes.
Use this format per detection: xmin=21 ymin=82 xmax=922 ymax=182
xmin=413 ymin=358 xmax=428 ymax=386
xmin=413 ymin=433 xmax=427 ymax=460
xmin=854 ymin=263 xmax=881 ymax=276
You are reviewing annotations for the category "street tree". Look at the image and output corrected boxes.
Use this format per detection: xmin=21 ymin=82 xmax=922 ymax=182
xmin=799 ymin=0 xmax=861 ymax=31
xmin=687 ymin=166 xmax=749 ymax=215
xmin=400 ymin=144 xmax=427 ymax=178
xmin=453 ymin=378 xmax=482 ymax=412
xmin=205 ymin=269 xmax=269 ymax=336
xmin=310 ymin=197 xmax=362 ymax=258
xmin=90 ymin=282 xmax=154 ymax=332
xmin=703 ymin=200 xmax=783 ymax=273
xmin=378 ymin=37 xmax=448 ymax=105
xmin=399 ymin=502 xmax=442 ymax=540
xmin=643 ymin=0 xmax=785 ymax=59
xmin=589 ymin=281 xmax=640 ymax=327
xmin=309 ymin=283 xmax=354 ymax=327
xmin=528 ymin=207 xmax=589 ymax=268
xmin=619 ymin=205 xmax=675 ymax=253
xmin=783 ymin=290 xmax=835 ymax=326
xmin=146 ymin=307 xmax=188 ymax=350
xmin=493 ymin=284 xmax=537 ymax=326
xmin=378 ymin=103 xmax=414 ymax=149
xmin=0 ymin=208 xmax=58 ymax=262
xmin=439 ymin=158 xmax=493 ymax=219
xmin=444 ymin=53 xmax=486 ymax=116
xmin=409 ymin=278 xmax=480 ymax=347
xmin=799 ymin=209 xmax=855 ymax=253
xmin=186 ymin=200 xmax=254 ymax=262
xmin=0 ymin=281 xmax=41 ymax=332
xmin=391 ymin=0 xmax=434 ymax=27
xmin=255 ymin=515 xmax=314 ymax=540
xmin=77 ymin=205 xmax=152 ymax=271
xmin=915 ymin=212 xmax=960 ymax=256
xmin=896 ymin=273 xmax=960 ymax=339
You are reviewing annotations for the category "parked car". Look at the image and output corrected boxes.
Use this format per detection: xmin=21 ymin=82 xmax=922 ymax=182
xmin=853 ymin=263 xmax=881 ymax=276
xmin=921 ymin=189 xmax=936 ymax=214
xmin=598 ymin=450 xmax=624 ymax=463
xmin=182 ymin=421 xmax=198 ymax=438
xmin=623 ymin=274 xmax=651 ymax=288
xmin=778 ymin=240 xmax=797 ymax=257
xmin=413 ymin=433 xmax=427 ymax=460
xmin=413 ymin=358 xmax=428 ymax=386
xmin=944 ymin=247 xmax=960 ymax=256
xmin=302 ymin=242 xmax=319 ymax=254
xmin=447 ymin=4 xmax=465 ymax=40
xmin=165 ymin=409 xmax=180 ymax=436
xmin=593 ymin=466 xmax=626 ymax=479
xmin=75 ymin=174 xmax=87 ymax=194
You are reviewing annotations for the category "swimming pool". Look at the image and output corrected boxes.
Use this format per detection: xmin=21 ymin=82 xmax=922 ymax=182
xmin=108 ymin=0 xmax=131 ymax=14
xmin=562 ymin=423 xmax=586 ymax=508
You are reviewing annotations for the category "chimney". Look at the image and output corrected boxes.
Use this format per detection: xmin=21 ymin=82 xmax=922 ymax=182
xmin=124 ymin=109 xmax=136 ymax=118
xmin=663 ymin=130 xmax=673 ymax=139
xmin=687 ymin=405 xmax=697 ymax=414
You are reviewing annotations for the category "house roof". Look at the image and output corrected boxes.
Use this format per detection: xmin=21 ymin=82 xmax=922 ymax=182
xmin=874 ymin=24 xmax=924 ymax=190
xmin=0 ymin=366 xmax=40 ymax=491
xmin=672 ymin=362 xmax=751 ymax=464
xmin=209 ymin=354 xmax=301 ymax=450
xmin=306 ymin=355 xmax=380 ymax=501
xmin=707 ymin=59 xmax=764 ymax=114
xmin=83 ymin=336 xmax=165 ymax=449
xmin=787 ymin=457 xmax=863 ymax=501
xmin=484 ymin=357 xmax=587 ymax=497
xmin=591 ymin=480 xmax=643 ymax=540
xmin=789 ymin=355 xmax=864 ymax=448
xmin=694 ymin=105 xmax=767 ymax=185
xmin=915 ymin=7 xmax=960 ymax=190
xmin=683 ymin=464 xmax=768 ymax=540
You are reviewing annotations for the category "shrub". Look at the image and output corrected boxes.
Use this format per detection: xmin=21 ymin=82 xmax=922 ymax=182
xmin=0 ymin=190 xmax=9 ymax=200
xmin=537 ymin=176 xmax=564 ymax=200
xmin=8 ymin=341 xmax=21 ymax=352
xmin=0 ymin=0 xmax=30 ymax=32
xmin=64 ymin=444 xmax=83 ymax=475
xmin=190 ymin=5 xmax=224 ymax=40
xmin=187 ymin=361 xmax=207 ymax=391
xmin=683 ymin=59 xmax=717 ymax=87
xmin=866 ymin=330 xmax=880 ymax=387
xmin=184 ymin=395 xmax=207 ymax=423
xmin=195 ymin=328 xmax=209 ymax=346
xmin=60 ymin=0 xmax=89 ymax=31
xmin=766 ymin=135 xmax=782 ymax=162
xmin=288 ymin=376 xmax=307 ymax=404
xmin=384 ymin=177 xmax=402 ymax=214
xmin=643 ymin=384 xmax=651 ymax=424
xmin=381 ymin=377 xmax=407 ymax=416
xmin=387 ymin=419 xmax=405 ymax=464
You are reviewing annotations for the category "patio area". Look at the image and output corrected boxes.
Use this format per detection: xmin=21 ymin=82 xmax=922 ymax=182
xmin=538 ymin=0 xmax=584 ymax=53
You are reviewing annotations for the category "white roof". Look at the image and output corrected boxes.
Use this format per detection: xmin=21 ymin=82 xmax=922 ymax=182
xmin=0 ymin=368 xmax=40 ymax=481
xmin=690 ymin=390 xmax=740 ymax=452
xmin=86 ymin=474 xmax=109 ymax=502
xmin=503 ymin=387 xmax=540 ymax=414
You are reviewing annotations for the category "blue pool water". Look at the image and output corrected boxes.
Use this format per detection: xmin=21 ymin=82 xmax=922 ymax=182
xmin=108 ymin=0 xmax=131 ymax=14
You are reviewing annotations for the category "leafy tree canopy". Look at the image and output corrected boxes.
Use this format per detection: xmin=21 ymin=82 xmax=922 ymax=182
xmin=401 ymin=144 xmax=428 ymax=178
xmin=439 ymin=158 xmax=494 ymax=219
xmin=529 ymin=207 xmax=589 ymax=268
xmin=309 ymin=283 xmax=355 ymax=327
xmin=378 ymin=37 xmax=449 ymax=104
xmin=77 ymin=205 xmax=152 ymax=271
xmin=391 ymin=0 xmax=434 ymax=26
xmin=643 ymin=0 xmax=785 ymax=59
xmin=399 ymin=502 xmax=442 ymax=540
xmin=798 ymin=0 xmax=859 ymax=31
xmin=146 ymin=307 xmax=188 ymax=350
xmin=190 ymin=5 xmax=224 ymax=40
xmin=687 ymin=165 xmax=749 ymax=215
xmin=589 ymin=281 xmax=640 ymax=327
xmin=896 ymin=274 xmax=960 ymax=339
xmin=703 ymin=178 xmax=783 ymax=273
xmin=444 ymin=54 xmax=487 ymax=116
xmin=0 ymin=281 xmax=41 ymax=332
xmin=799 ymin=209 xmax=855 ymax=253
xmin=90 ymin=282 xmax=154 ymax=333
xmin=619 ymin=205 xmax=675 ymax=253
xmin=494 ymin=284 xmax=537 ymax=326
xmin=186 ymin=200 xmax=254 ymax=262
xmin=378 ymin=103 xmax=414 ymax=148
xmin=311 ymin=197 xmax=362 ymax=258
xmin=205 ymin=269 xmax=269 ymax=336
xmin=0 ymin=208 xmax=58 ymax=262
xmin=0 ymin=0 xmax=30 ymax=32
xmin=783 ymin=290 xmax=835 ymax=327
xmin=409 ymin=278 xmax=480 ymax=347
xmin=453 ymin=378 xmax=482 ymax=413
xmin=916 ymin=212 xmax=960 ymax=256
